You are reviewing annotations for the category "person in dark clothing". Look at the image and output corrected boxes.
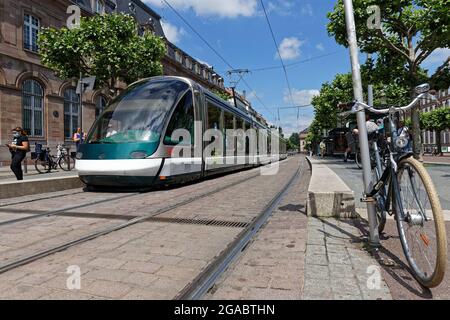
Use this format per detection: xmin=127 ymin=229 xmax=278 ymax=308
xmin=6 ymin=127 xmax=30 ymax=180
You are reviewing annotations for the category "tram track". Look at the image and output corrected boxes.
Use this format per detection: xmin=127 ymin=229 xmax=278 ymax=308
xmin=175 ymin=159 xmax=304 ymax=300
xmin=0 ymin=190 xmax=85 ymax=208
xmin=0 ymin=192 xmax=143 ymax=227
xmin=0 ymin=160 xmax=291 ymax=275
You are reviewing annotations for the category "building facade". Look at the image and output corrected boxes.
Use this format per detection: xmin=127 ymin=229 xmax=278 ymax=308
xmin=0 ymin=0 xmax=224 ymax=165
xmin=419 ymin=87 xmax=450 ymax=154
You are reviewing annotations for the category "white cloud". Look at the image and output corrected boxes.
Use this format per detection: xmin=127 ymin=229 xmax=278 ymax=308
xmin=277 ymin=37 xmax=304 ymax=61
xmin=423 ymin=48 xmax=450 ymax=67
xmin=144 ymin=0 xmax=258 ymax=18
xmin=267 ymin=0 xmax=295 ymax=16
xmin=300 ymin=4 xmax=313 ymax=16
xmin=161 ymin=21 xmax=185 ymax=44
xmin=316 ymin=43 xmax=325 ymax=51
xmin=284 ymin=89 xmax=319 ymax=106
xmin=279 ymin=113 xmax=314 ymax=136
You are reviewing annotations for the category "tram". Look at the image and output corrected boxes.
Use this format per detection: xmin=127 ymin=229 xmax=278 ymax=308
xmin=76 ymin=77 xmax=287 ymax=187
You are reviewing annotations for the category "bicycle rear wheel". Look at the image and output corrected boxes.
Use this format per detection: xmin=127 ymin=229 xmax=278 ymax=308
xmin=58 ymin=155 xmax=73 ymax=171
xmin=34 ymin=159 xmax=51 ymax=174
xmin=394 ymin=157 xmax=447 ymax=288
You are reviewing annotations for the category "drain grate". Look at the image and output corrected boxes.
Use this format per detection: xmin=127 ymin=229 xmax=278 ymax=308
xmin=147 ymin=217 xmax=249 ymax=228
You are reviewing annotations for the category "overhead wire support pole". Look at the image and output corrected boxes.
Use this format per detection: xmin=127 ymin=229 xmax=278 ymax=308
xmin=343 ymin=0 xmax=380 ymax=247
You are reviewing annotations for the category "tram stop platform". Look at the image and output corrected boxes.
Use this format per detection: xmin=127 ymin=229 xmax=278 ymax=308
xmin=0 ymin=166 xmax=83 ymax=199
xmin=306 ymin=157 xmax=356 ymax=219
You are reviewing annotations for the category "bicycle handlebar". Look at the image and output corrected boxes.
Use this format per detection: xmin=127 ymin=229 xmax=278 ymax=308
xmin=339 ymin=92 xmax=439 ymax=117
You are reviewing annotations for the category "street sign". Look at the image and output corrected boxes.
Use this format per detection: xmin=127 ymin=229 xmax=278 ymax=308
xmin=76 ymin=76 xmax=96 ymax=94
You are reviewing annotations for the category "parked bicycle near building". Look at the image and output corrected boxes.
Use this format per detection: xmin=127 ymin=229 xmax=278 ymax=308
xmin=33 ymin=143 xmax=74 ymax=173
xmin=341 ymin=84 xmax=447 ymax=288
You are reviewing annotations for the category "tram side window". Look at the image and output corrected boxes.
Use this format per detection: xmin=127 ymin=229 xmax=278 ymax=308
xmin=164 ymin=91 xmax=194 ymax=145
xmin=207 ymin=102 xmax=223 ymax=156
xmin=245 ymin=122 xmax=251 ymax=155
xmin=236 ymin=118 xmax=245 ymax=155
xmin=224 ymin=111 xmax=234 ymax=153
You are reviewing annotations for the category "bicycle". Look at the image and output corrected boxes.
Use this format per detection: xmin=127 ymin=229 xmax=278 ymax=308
xmin=342 ymin=83 xmax=447 ymax=288
xmin=34 ymin=144 xmax=74 ymax=173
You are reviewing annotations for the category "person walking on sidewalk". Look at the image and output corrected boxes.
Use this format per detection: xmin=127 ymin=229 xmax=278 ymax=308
xmin=73 ymin=128 xmax=83 ymax=151
xmin=6 ymin=127 xmax=30 ymax=181
xmin=319 ymin=140 xmax=326 ymax=158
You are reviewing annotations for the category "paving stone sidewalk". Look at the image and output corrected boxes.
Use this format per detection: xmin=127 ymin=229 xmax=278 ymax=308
xmin=302 ymin=217 xmax=392 ymax=300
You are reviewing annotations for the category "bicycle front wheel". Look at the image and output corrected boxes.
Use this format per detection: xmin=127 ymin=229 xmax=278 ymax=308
xmin=34 ymin=159 xmax=51 ymax=174
xmin=394 ymin=157 xmax=447 ymax=288
xmin=58 ymin=155 xmax=73 ymax=171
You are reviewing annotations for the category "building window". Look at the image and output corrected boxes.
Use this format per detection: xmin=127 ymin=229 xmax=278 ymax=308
xmin=195 ymin=64 xmax=201 ymax=75
xmin=24 ymin=14 xmax=40 ymax=52
xmin=185 ymin=57 xmax=192 ymax=70
xmin=175 ymin=51 xmax=183 ymax=64
xmin=93 ymin=0 xmax=105 ymax=14
xmin=22 ymin=79 xmax=44 ymax=137
xmin=95 ymin=95 xmax=108 ymax=119
xmin=64 ymin=88 xmax=80 ymax=139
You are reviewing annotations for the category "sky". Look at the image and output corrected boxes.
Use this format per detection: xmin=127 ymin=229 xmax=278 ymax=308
xmin=143 ymin=0 xmax=450 ymax=136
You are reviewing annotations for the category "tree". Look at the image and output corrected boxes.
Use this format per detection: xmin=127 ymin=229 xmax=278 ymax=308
xmin=311 ymin=73 xmax=354 ymax=132
xmin=289 ymin=132 xmax=300 ymax=148
xmin=38 ymin=14 xmax=166 ymax=96
xmin=212 ymin=89 xmax=232 ymax=101
xmin=420 ymin=107 xmax=450 ymax=155
xmin=327 ymin=0 xmax=450 ymax=158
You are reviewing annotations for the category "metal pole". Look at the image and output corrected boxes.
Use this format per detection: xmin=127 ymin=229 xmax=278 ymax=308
xmin=343 ymin=0 xmax=380 ymax=247
xmin=79 ymin=72 xmax=83 ymax=136
xmin=368 ymin=85 xmax=374 ymax=107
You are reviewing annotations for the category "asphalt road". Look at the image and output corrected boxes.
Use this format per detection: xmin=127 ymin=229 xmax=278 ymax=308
xmin=324 ymin=158 xmax=450 ymax=210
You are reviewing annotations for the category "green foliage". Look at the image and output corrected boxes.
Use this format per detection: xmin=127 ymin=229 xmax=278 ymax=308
xmin=212 ymin=89 xmax=232 ymax=101
xmin=311 ymin=73 xmax=354 ymax=131
xmin=327 ymin=0 xmax=450 ymax=89
xmin=420 ymin=107 xmax=450 ymax=154
xmin=420 ymin=107 xmax=450 ymax=131
xmin=38 ymin=14 xmax=166 ymax=95
xmin=288 ymin=132 xmax=300 ymax=148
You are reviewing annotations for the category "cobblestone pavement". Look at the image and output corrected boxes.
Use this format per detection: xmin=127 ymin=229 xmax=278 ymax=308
xmin=208 ymin=157 xmax=392 ymax=300
xmin=0 ymin=157 xmax=302 ymax=299
xmin=206 ymin=157 xmax=310 ymax=300
xmin=302 ymin=218 xmax=391 ymax=300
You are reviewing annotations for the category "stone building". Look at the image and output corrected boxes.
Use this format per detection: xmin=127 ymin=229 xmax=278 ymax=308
xmin=419 ymin=88 xmax=450 ymax=154
xmin=0 ymin=0 xmax=224 ymax=164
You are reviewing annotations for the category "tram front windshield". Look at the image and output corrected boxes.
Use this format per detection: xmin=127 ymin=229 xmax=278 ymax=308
xmin=88 ymin=79 xmax=190 ymax=144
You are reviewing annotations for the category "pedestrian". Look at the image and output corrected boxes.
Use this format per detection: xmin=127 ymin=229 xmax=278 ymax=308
xmin=6 ymin=127 xmax=30 ymax=181
xmin=319 ymin=140 xmax=326 ymax=158
xmin=73 ymin=128 xmax=82 ymax=151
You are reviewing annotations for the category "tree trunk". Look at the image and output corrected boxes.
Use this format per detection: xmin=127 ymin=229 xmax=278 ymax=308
xmin=411 ymin=107 xmax=423 ymax=160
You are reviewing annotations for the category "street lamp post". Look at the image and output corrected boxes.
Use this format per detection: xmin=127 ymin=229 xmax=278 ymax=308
xmin=343 ymin=0 xmax=380 ymax=247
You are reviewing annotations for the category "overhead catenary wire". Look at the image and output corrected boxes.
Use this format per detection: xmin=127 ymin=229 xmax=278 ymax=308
xmin=260 ymin=0 xmax=295 ymax=108
xmin=161 ymin=0 xmax=277 ymax=120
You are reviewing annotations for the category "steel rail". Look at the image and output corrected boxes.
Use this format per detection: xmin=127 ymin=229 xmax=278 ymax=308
xmin=175 ymin=159 xmax=304 ymax=300
xmin=0 ymin=160 xmax=293 ymax=275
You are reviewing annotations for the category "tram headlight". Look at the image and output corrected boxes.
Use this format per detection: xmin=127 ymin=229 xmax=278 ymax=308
xmin=396 ymin=137 xmax=408 ymax=149
xmin=130 ymin=151 xmax=148 ymax=159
